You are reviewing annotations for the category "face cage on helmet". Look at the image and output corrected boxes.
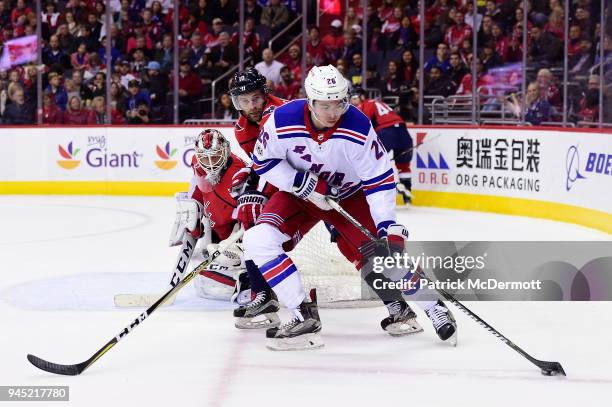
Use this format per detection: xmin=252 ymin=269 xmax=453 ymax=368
xmin=194 ymin=136 xmax=230 ymax=183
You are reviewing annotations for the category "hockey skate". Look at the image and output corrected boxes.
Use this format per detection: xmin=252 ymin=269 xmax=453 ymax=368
xmin=425 ymin=300 xmax=457 ymax=346
xmin=381 ymin=301 xmax=423 ymax=336
xmin=266 ymin=289 xmax=323 ymax=351
xmin=234 ymin=290 xmax=280 ymax=329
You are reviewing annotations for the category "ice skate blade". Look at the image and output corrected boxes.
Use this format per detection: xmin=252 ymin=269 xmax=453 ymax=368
xmin=385 ymin=320 xmax=424 ymax=337
xmin=448 ymin=331 xmax=458 ymax=347
xmin=266 ymin=333 xmax=325 ymax=351
xmin=234 ymin=313 xmax=280 ymax=329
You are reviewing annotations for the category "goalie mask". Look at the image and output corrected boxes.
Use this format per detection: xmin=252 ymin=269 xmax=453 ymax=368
xmin=193 ymin=129 xmax=230 ymax=191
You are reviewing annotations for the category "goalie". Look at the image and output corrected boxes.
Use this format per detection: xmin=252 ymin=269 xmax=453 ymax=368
xmin=169 ymin=129 xmax=280 ymax=328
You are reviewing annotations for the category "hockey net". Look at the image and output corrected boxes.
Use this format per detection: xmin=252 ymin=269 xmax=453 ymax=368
xmin=287 ymin=222 xmax=379 ymax=308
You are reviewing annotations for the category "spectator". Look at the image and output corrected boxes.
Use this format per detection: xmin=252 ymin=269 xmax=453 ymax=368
xmin=307 ymin=27 xmax=329 ymax=67
xmin=261 ymin=0 xmax=290 ymax=36
xmin=445 ymin=11 xmax=472 ymax=49
xmin=464 ymin=2 xmax=483 ymax=33
xmin=456 ymin=58 xmax=494 ymax=97
xmin=191 ymin=0 xmax=213 ymax=25
xmin=46 ymin=72 xmax=68 ymax=111
xmin=141 ymin=7 xmax=163 ymax=43
xmin=535 ymin=68 xmax=561 ymax=107
xmin=83 ymin=53 xmax=104 ymax=83
xmin=89 ymin=71 xmax=107 ymax=99
xmin=491 ymin=23 xmax=509 ymax=63
xmin=0 ymin=1 xmax=10 ymax=27
xmin=322 ymin=19 xmax=344 ymax=60
xmin=347 ymin=53 xmax=363 ymax=87
xmin=142 ymin=61 xmax=167 ymax=110
xmin=245 ymin=0 xmax=262 ymax=25
xmin=481 ymin=42 xmax=501 ymax=72
xmin=71 ymin=71 xmax=94 ymax=105
xmin=110 ymin=81 xmax=128 ymax=114
xmin=344 ymin=7 xmax=361 ymax=32
xmin=118 ymin=59 xmax=137 ymax=89
xmin=56 ymin=24 xmax=77 ymax=53
xmin=42 ymin=2 xmax=61 ymax=37
xmin=478 ymin=15 xmax=494 ymax=46
xmin=126 ymin=79 xmax=151 ymax=111
xmin=64 ymin=78 xmax=79 ymax=102
xmin=505 ymin=82 xmax=551 ymax=125
xmin=2 ymin=86 xmax=34 ymax=124
xmin=382 ymin=60 xmax=403 ymax=96
xmin=64 ymin=11 xmax=78 ymax=36
xmin=126 ymin=101 xmax=150 ymax=124
xmin=98 ymin=35 xmax=121 ymax=68
xmin=10 ymin=0 xmax=32 ymax=26
xmin=211 ymin=0 xmax=237 ymax=27
xmin=424 ymin=66 xmax=454 ymax=97
xmin=215 ymin=92 xmax=239 ymax=120
xmin=545 ymin=7 xmax=565 ymax=40
xmin=204 ymin=18 xmax=224 ymax=49
xmin=208 ymin=32 xmax=238 ymax=77
xmin=130 ymin=48 xmax=148 ymax=77
xmin=397 ymin=50 xmax=417 ymax=84
xmin=484 ymin=0 xmax=504 ymax=29
xmin=255 ymin=48 xmax=284 ymax=86
xmin=127 ymin=32 xmax=153 ymax=58
xmin=155 ymin=33 xmax=174 ymax=73
xmin=574 ymin=7 xmax=592 ymax=39
xmin=86 ymin=12 xmax=103 ymax=42
xmin=42 ymin=91 xmax=63 ymax=124
xmin=529 ymin=25 xmax=562 ymax=67
xmin=569 ymin=38 xmax=595 ymax=78
xmin=577 ymin=74 xmax=600 ymax=122
xmin=425 ymin=43 xmax=451 ymax=74
xmin=568 ymin=25 xmax=583 ymax=59
xmin=381 ymin=6 xmax=403 ymax=48
xmin=62 ymin=96 xmax=89 ymax=125
xmin=398 ymin=16 xmax=417 ymax=50
xmin=339 ymin=30 xmax=361 ymax=69
xmin=87 ymin=96 xmax=125 ymax=124
xmin=274 ymin=66 xmax=300 ymax=100
xmin=76 ymin=24 xmax=100 ymax=53
xmin=71 ymin=43 xmax=91 ymax=72
xmin=231 ymin=17 xmax=260 ymax=63
xmin=280 ymin=44 xmax=303 ymax=82
xmin=448 ymin=52 xmax=468 ymax=90
xmin=177 ymin=58 xmax=203 ymax=120
xmin=43 ymin=34 xmax=71 ymax=72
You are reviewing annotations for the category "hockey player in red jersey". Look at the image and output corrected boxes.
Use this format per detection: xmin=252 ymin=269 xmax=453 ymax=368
xmin=350 ymin=88 xmax=414 ymax=204
xmin=230 ymin=68 xmax=285 ymax=157
xmin=168 ymin=128 xmax=282 ymax=328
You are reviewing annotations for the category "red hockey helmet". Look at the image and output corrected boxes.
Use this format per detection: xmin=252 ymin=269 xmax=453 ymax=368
xmin=193 ymin=129 xmax=230 ymax=190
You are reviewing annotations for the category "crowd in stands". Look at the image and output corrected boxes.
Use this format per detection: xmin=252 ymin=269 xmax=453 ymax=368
xmin=0 ymin=0 xmax=609 ymax=125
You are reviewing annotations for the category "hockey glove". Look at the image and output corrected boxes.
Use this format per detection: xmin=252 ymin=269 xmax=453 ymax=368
xmin=292 ymin=171 xmax=339 ymax=211
xmin=168 ymin=192 xmax=205 ymax=246
xmin=235 ymin=191 xmax=268 ymax=230
xmin=230 ymin=166 xmax=252 ymax=198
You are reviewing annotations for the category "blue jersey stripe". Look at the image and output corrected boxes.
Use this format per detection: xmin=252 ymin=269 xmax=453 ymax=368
xmin=330 ymin=135 xmax=365 ymax=145
xmin=363 ymin=169 xmax=394 ymax=186
xmin=364 ymin=183 xmax=396 ymax=196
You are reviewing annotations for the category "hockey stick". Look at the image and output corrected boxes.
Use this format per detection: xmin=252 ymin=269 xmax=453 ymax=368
xmin=27 ymin=228 xmax=244 ymax=376
xmin=325 ymin=197 xmax=566 ymax=376
xmin=113 ymin=234 xmax=198 ymax=307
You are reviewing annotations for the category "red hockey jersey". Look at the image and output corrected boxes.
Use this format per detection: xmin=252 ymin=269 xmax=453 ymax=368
xmin=358 ymin=99 xmax=404 ymax=132
xmin=234 ymin=94 xmax=285 ymax=157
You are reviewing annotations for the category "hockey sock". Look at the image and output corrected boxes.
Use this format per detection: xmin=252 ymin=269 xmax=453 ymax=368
xmin=363 ymin=270 xmax=405 ymax=303
xmin=259 ymin=254 xmax=305 ymax=310
xmin=245 ymin=260 xmax=270 ymax=293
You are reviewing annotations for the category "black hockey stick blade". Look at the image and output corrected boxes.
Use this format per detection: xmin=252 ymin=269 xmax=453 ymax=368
xmin=536 ymin=359 xmax=566 ymax=376
xmin=27 ymin=354 xmax=86 ymax=376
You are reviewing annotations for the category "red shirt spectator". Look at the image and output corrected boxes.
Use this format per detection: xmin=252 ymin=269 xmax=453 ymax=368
xmin=446 ymin=12 xmax=472 ymax=48
xmin=10 ymin=0 xmax=32 ymax=25
xmin=491 ymin=24 xmax=509 ymax=63
xmin=177 ymin=59 xmax=203 ymax=100
xmin=306 ymin=27 xmax=328 ymax=66
xmin=231 ymin=18 xmax=260 ymax=61
xmin=42 ymin=93 xmax=63 ymax=124
xmin=274 ymin=67 xmax=300 ymax=100
xmin=63 ymin=97 xmax=90 ymax=125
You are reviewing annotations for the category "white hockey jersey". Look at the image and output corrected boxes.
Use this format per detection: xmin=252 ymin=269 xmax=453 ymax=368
xmin=252 ymin=99 xmax=397 ymax=236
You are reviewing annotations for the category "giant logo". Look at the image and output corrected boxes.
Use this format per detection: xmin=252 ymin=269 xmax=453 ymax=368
xmin=155 ymin=142 xmax=178 ymax=170
xmin=57 ymin=142 xmax=81 ymax=169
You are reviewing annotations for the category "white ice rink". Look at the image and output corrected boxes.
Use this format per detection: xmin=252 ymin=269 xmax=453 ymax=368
xmin=1 ymin=195 xmax=610 ymax=407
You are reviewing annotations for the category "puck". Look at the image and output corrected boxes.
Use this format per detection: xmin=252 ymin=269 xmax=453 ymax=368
xmin=541 ymin=369 xmax=554 ymax=376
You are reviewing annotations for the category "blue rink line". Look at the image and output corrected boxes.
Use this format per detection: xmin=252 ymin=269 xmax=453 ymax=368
xmin=0 ymin=272 xmax=234 ymax=311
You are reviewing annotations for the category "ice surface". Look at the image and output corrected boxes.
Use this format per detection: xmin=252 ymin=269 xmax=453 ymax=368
xmin=0 ymin=196 xmax=610 ymax=407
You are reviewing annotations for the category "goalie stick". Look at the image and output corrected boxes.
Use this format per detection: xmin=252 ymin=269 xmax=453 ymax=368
xmin=325 ymin=197 xmax=566 ymax=377
xmin=27 ymin=228 xmax=244 ymax=376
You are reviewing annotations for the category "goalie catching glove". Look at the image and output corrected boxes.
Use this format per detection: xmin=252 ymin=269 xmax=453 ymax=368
xmin=292 ymin=171 xmax=339 ymax=211
xmin=168 ymin=192 xmax=206 ymax=246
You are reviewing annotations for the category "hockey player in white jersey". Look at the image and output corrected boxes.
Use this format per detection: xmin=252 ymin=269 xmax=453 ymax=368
xmin=242 ymin=65 xmax=456 ymax=350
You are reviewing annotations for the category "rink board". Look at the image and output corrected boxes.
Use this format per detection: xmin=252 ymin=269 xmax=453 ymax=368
xmin=0 ymin=125 xmax=610 ymax=233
